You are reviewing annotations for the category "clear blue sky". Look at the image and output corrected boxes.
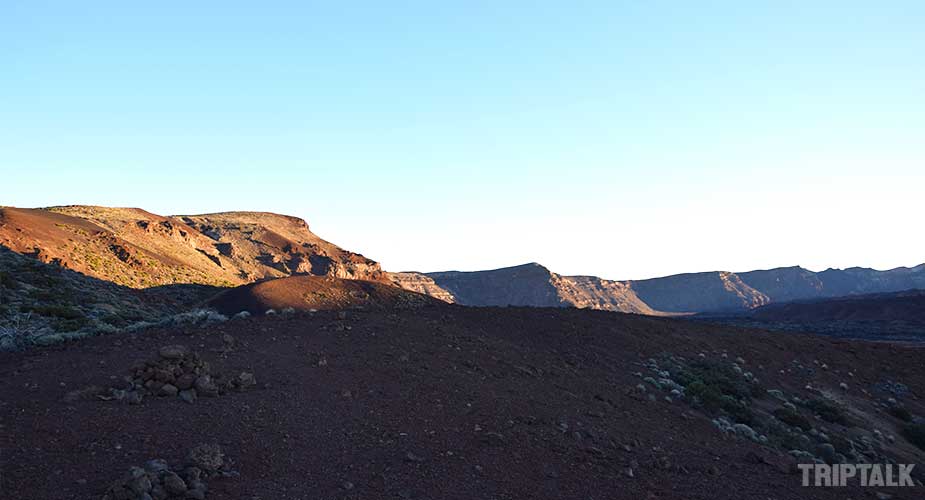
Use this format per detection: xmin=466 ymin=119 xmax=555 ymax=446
xmin=2 ymin=1 xmax=923 ymax=279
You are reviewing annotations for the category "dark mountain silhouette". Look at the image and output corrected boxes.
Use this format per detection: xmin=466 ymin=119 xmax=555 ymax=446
xmin=395 ymin=263 xmax=925 ymax=314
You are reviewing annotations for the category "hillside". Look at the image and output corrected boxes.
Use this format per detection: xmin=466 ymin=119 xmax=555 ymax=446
xmin=206 ymin=275 xmax=440 ymax=315
xmin=0 ymin=206 xmax=385 ymax=289
xmin=2 ymin=307 xmax=923 ymax=499
xmin=0 ymin=246 xmax=206 ymax=349
xmin=751 ymin=289 xmax=925 ymax=323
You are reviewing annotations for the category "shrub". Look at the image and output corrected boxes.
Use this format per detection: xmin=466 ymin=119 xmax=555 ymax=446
xmin=803 ymin=398 xmax=849 ymax=426
xmin=686 ymin=379 xmax=754 ymax=424
xmin=774 ymin=406 xmax=812 ymax=431
xmin=24 ymin=305 xmax=84 ymax=320
xmin=903 ymin=423 xmax=925 ymax=450
xmin=675 ymin=359 xmax=764 ymax=400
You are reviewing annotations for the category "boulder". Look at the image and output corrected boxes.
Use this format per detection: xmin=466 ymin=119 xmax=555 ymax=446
xmin=158 ymin=384 xmax=179 ymax=397
xmin=162 ymin=472 xmax=187 ymax=495
xmin=158 ymin=345 xmax=189 ymax=360
xmin=194 ymin=375 xmax=219 ymax=397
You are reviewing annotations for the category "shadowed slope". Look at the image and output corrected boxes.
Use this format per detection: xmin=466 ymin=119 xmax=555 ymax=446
xmin=207 ymin=275 xmax=440 ymax=315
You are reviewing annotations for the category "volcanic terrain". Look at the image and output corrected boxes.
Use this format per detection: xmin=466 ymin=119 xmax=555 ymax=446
xmin=1 ymin=306 xmax=923 ymax=499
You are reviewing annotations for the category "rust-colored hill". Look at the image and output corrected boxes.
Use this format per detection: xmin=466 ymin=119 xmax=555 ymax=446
xmin=0 ymin=206 xmax=385 ymax=289
xmin=207 ymin=275 xmax=440 ymax=315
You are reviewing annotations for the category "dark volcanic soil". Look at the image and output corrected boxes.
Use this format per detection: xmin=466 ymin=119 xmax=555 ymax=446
xmin=1 ymin=306 xmax=924 ymax=499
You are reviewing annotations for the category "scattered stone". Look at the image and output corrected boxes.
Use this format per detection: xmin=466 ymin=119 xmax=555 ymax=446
xmin=179 ymin=389 xmax=197 ymax=404
xmin=194 ymin=375 xmax=219 ymax=397
xmin=102 ymin=447 xmax=228 ymax=500
xmin=143 ymin=459 xmax=169 ymax=474
xmin=175 ymin=374 xmax=196 ymax=391
xmin=158 ymin=345 xmax=189 ymax=360
xmin=125 ymin=391 xmax=144 ymax=405
xmin=158 ymin=384 xmax=178 ymax=397
xmin=405 ymin=451 xmax=425 ymax=463
xmin=233 ymin=372 xmax=256 ymax=391
xmin=162 ymin=472 xmax=187 ymax=495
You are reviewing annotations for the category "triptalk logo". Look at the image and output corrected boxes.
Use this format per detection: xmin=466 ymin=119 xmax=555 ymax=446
xmin=798 ymin=463 xmax=916 ymax=487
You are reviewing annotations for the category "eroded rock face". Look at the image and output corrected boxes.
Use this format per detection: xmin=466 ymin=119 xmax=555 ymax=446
xmin=0 ymin=206 xmax=387 ymax=289
xmin=389 ymin=263 xmax=656 ymax=314
xmin=177 ymin=211 xmax=387 ymax=283
xmin=387 ymin=272 xmax=456 ymax=303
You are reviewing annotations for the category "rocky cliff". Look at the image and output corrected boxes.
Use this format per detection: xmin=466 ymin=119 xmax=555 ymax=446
xmin=388 ymin=272 xmax=456 ymax=303
xmin=390 ymin=263 xmax=659 ymax=314
xmin=0 ymin=206 xmax=386 ymax=289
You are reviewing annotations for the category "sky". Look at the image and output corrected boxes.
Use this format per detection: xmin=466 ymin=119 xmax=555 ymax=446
xmin=2 ymin=1 xmax=923 ymax=280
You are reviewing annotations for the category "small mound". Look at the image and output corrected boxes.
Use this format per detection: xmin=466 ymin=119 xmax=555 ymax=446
xmin=207 ymin=275 xmax=441 ymax=315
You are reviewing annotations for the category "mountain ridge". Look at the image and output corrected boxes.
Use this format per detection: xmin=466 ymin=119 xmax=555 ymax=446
xmin=392 ymin=261 xmax=925 ymax=314
xmin=3 ymin=204 xmax=922 ymax=316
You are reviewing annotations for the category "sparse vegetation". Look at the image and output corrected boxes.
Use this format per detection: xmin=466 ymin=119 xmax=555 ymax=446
xmin=655 ymin=357 xmax=766 ymax=425
xmin=22 ymin=304 xmax=84 ymax=319
xmin=773 ymin=406 xmax=812 ymax=431
xmin=674 ymin=359 xmax=765 ymax=401
xmin=802 ymin=397 xmax=850 ymax=426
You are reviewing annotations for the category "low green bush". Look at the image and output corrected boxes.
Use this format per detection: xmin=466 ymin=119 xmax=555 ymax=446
xmin=674 ymin=359 xmax=765 ymax=400
xmin=774 ymin=406 xmax=812 ymax=431
xmin=686 ymin=379 xmax=754 ymax=424
xmin=803 ymin=398 xmax=850 ymax=426
xmin=23 ymin=304 xmax=84 ymax=320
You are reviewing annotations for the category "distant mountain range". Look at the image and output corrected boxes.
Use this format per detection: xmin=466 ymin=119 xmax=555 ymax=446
xmin=2 ymin=205 xmax=923 ymax=316
xmin=391 ymin=262 xmax=925 ymax=314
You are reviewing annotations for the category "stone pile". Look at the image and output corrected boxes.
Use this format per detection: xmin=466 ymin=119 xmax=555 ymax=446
xmin=99 ymin=345 xmax=256 ymax=405
xmin=102 ymin=444 xmax=229 ymax=500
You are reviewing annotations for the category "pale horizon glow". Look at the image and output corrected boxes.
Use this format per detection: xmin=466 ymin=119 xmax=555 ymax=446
xmin=2 ymin=2 xmax=923 ymax=281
